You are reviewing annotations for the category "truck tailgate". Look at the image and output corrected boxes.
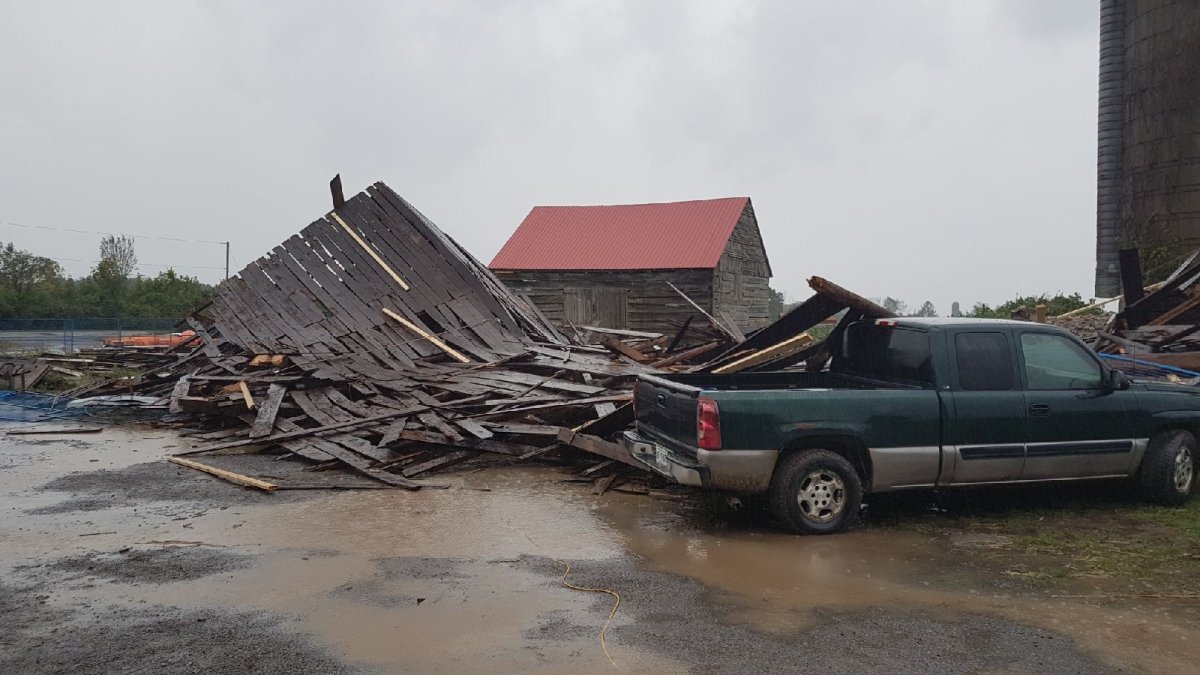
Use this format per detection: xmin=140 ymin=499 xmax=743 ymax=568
xmin=634 ymin=375 xmax=700 ymax=451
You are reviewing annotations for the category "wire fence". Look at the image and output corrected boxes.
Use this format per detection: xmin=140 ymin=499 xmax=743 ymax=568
xmin=0 ymin=318 xmax=186 ymax=355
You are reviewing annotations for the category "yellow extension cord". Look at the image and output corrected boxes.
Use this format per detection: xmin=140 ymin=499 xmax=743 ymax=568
xmin=507 ymin=524 xmax=622 ymax=668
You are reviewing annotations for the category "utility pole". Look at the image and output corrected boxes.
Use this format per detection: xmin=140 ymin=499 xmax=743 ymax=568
xmin=224 ymin=241 xmax=230 ymax=281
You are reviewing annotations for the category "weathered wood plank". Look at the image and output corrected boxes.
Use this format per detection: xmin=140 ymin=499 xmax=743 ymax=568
xmin=249 ymin=384 xmax=288 ymax=438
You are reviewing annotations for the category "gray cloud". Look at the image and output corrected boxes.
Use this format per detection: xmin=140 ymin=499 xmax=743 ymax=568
xmin=0 ymin=0 xmax=1099 ymax=314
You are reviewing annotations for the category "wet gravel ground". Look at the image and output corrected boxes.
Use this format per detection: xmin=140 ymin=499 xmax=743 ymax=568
xmin=516 ymin=555 xmax=1117 ymax=675
xmin=0 ymin=428 xmax=1138 ymax=673
xmin=0 ymin=580 xmax=355 ymax=674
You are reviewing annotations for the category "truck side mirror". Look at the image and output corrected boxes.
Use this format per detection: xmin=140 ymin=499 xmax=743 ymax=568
xmin=1107 ymin=369 xmax=1131 ymax=391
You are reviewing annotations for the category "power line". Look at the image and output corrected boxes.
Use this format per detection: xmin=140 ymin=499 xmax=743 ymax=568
xmin=0 ymin=219 xmax=228 ymax=246
xmin=44 ymin=256 xmax=226 ymax=272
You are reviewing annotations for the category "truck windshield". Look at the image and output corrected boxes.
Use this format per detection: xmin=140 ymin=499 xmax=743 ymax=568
xmin=837 ymin=324 xmax=934 ymax=386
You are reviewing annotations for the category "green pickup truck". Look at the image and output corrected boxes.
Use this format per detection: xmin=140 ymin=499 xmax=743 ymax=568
xmin=624 ymin=318 xmax=1199 ymax=534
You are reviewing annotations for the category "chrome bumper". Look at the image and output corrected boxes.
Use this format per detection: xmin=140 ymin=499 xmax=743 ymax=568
xmin=623 ymin=430 xmax=705 ymax=487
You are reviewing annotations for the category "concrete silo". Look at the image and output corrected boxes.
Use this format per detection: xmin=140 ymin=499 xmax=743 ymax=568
xmin=1095 ymin=0 xmax=1200 ymax=296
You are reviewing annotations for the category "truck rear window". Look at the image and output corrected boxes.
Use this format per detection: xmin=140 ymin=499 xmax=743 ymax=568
xmin=838 ymin=324 xmax=933 ymax=386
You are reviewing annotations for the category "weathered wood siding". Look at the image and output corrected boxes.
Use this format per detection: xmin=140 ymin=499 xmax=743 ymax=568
xmin=713 ymin=202 xmax=772 ymax=331
xmin=493 ymin=269 xmax=715 ymax=335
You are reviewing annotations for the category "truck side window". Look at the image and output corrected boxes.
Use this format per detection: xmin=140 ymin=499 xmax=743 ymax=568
xmin=1020 ymin=333 xmax=1103 ymax=390
xmin=840 ymin=324 xmax=933 ymax=386
xmin=955 ymin=332 xmax=1014 ymax=390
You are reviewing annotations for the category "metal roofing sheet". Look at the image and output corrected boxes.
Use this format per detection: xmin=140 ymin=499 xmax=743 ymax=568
xmin=488 ymin=197 xmax=749 ymax=270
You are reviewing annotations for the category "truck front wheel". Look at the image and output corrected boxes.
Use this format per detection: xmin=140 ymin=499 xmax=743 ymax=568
xmin=769 ymin=449 xmax=863 ymax=534
xmin=1141 ymin=429 xmax=1196 ymax=506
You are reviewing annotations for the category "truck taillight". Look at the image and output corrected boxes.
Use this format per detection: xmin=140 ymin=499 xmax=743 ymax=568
xmin=697 ymin=397 xmax=721 ymax=451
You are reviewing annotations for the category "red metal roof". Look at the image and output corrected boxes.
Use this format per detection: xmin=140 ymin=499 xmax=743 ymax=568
xmin=489 ymin=197 xmax=750 ymax=270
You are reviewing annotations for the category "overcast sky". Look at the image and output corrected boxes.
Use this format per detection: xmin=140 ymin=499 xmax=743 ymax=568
xmin=0 ymin=0 xmax=1099 ymax=314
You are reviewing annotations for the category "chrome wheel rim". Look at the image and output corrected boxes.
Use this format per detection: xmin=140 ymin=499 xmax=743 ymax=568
xmin=1175 ymin=446 xmax=1194 ymax=494
xmin=797 ymin=470 xmax=845 ymax=523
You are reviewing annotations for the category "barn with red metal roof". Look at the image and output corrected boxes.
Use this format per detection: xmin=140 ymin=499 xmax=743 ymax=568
xmin=489 ymin=197 xmax=771 ymax=336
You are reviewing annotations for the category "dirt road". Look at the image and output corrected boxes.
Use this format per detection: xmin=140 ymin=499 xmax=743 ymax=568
xmin=1 ymin=427 xmax=1192 ymax=673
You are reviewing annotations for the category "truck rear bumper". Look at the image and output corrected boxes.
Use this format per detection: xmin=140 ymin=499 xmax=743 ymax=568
xmin=623 ymin=430 xmax=779 ymax=493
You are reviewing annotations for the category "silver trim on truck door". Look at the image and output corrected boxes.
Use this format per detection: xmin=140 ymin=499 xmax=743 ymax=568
xmin=869 ymin=446 xmax=941 ymax=491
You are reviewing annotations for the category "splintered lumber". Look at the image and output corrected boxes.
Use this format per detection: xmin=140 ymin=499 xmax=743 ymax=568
xmin=455 ymin=418 xmax=494 ymax=439
xmin=49 ymin=366 xmax=84 ymax=378
xmin=382 ymin=307 xmax=472 ymax=363
xmin=576 ymin=403 xmax=635 ymax=438
xmin=1149 ymin=287 xmax=1200 ymax=326
xmin=650 ymin=341 xmax=720 ymax=369
xmin=329 ymin=211 xmax=411 ymax=291
xmin=712 ymin=333 xmax=814 ymax=374
xmin=175 ymin=405 xmax=425 ymax=455
xmin=665 ymin=281 xmax=740 ymax=341
xmin=1119 ymin=248 xmax=1145 ymax=307
xmin=7 ymin=425 xmax=104 ymax=435
xmin=402 ymin=450 xmax=478 ymax=477
xmin=471 ymin=393 xmax=631 ymax=418
xmin=600 ymin=335 xmax=651 ymax=363
xmin=168 ymin=456 xmax=278 ymax=492
xmin=665 ymin=316 xmax=693 ymax=353
xmin=168 ymin=376 xmax=191 ymax=414
xmin=808 ymin=276 xmax=896 ymax=319
xmin=703 ymin=291 xmax=844 ymax=369
xmin=238 ymin=381 xmax=256 ymax=410
xmin=557 ymin=428 xmax=643 ymax=469
xmin=249 ymin=384 xmax=287 ymax=438
xmin=377 ymin=417 xmax=409 ymax=447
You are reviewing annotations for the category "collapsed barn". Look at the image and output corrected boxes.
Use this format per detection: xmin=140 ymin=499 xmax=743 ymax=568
xmin=489 ymin=197 xmax=772 ymax=338
xmin=52 ymin=180 xmax=891 ymax=491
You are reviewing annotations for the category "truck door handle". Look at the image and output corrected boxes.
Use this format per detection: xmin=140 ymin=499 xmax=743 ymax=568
xmin=1028 ymin=403 xmax=1051 ymax=417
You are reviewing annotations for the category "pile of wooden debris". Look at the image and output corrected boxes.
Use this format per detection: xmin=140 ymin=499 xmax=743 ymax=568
xmin=1076 ymin=249 xmax=1200 ymax=374
xmin=51 ymin=179 xmax=892 ymax=492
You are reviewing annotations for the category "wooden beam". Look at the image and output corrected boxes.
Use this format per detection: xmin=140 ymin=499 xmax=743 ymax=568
xmin=382 ymin=308 xmax=472 ymax=363
xmin=649 ymin=341 xmax=720 ymax=368
xmin=600 ymin=335 xmax=651 ymax=363
xmin=701 ymin=291 xmax=844 ymax=369
xmin=329 ymin=173 xmax=346 ymax=210
xmin=328 ymin=211 xmax=410 ymax=291
xmin=249 ymin=384 xmax=287 ymax=438
xmin=1118 ymin=248 xmax=1145 ymax=307
xmin=168 ymin=456 xmax=278 ymax=492
xmin=557 ymin=428 xmax=644 ymax=469
xmin=175 ymin=404 xmax=424 ymax=455
xmin=665 ymin=281 xmax=740 ymax=342
xmin=665 ymin=316 xmax=693 ymax=353
xmin=237 ymin=380 xmax=256 ymax=410
xmin=807 ymin=276 xmax=896 ymax=318
xmin=711 ymin=333 xmax=814 ymax=374
xmin=1149 ymin=287 xmax=1200 ymax=326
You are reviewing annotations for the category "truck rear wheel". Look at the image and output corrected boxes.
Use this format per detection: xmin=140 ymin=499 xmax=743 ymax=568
xmin=1141 ymin=429 xmax=1196 ymax=506
xmin=769 ymin=449 xmax=862 ymax=534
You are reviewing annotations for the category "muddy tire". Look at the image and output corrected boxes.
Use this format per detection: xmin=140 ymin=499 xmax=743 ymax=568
xmin=1140 ymin=429 xmax=1197 ymax=506
xmin=768 ymin=450 xmax=862 ymax=535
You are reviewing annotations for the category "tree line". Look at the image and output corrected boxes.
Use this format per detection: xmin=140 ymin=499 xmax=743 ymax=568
xmin=0 ymin=237 xmax=214 ymax=320
xmin=770 ymin=290 xmax=1097 ymax=321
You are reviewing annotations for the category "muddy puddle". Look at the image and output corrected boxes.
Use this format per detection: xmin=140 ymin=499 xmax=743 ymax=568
xmin=1 ymin=426 xmax=1195 ymax=672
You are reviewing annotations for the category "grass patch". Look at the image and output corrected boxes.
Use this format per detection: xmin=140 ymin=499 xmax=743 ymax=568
xmin=871 ymin=484 xmax=1200 ymax=593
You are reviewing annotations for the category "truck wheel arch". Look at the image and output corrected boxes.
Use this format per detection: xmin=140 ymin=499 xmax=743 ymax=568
xmin=778 ymin=436 xmax=872 ymax=489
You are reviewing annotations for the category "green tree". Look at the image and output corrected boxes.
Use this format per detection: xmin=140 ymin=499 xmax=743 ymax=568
xmin=768 ymin=288 xmax=785 ymax=321
xmin=0 ymin=242 xmax=62 ymax=295
xmin=881 ymin=297 xmax=908 ymax=316
xmin=967 ymin=293 xmax=1095 ymax=318
xmin=99 ymin=235 xmax=138 ymax=277
xmin=914 ymin=301 xmax=937 ymax=317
